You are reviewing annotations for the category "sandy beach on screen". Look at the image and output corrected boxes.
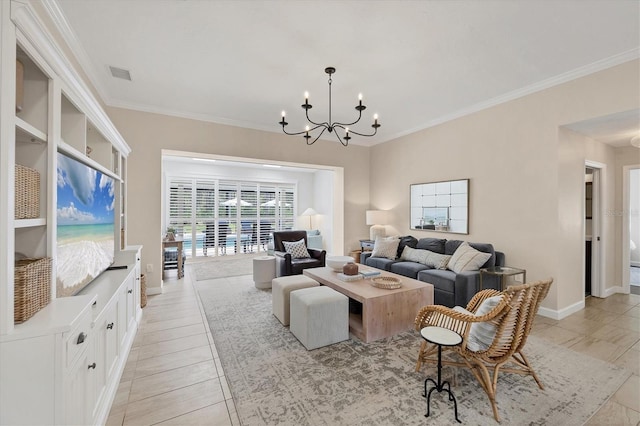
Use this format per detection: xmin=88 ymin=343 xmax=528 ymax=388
xmin=57 ymin=239 xmax=114 ymax=294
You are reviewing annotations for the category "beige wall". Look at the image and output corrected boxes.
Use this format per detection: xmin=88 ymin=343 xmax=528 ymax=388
xmin=370 ymin=60 xmax=640 ymax=314
xmin=105 ymin=108 xmax=371 ymax=291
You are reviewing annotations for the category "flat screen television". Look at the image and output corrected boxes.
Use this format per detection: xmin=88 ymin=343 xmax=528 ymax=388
xmin=56 ymin=151 xmax=115 ymax=297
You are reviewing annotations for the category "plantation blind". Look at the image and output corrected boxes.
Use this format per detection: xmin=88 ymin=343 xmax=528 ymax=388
xmin=167 ymin=178 xmax=192 ymax=234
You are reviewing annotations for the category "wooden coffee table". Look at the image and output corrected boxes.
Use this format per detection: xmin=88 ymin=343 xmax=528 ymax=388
xmin=303 ymin=266 xmax=434 ymax=343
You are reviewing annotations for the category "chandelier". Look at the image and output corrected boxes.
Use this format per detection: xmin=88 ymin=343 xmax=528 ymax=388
xmin=279 ymin=67 xmax=380 ymax=146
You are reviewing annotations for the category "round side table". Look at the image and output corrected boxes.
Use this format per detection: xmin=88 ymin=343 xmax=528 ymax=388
xmin=253 ymin=256 xmax=276 ymax=289
xmin=421 ymin=326 xmax=463 ymax=423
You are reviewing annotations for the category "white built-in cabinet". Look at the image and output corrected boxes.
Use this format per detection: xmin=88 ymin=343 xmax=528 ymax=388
xmin=0 ymin=2 xmax=141 ymax=425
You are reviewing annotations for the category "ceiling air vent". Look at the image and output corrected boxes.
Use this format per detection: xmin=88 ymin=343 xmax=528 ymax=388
xmin=109 ymin=66 xmax=132 ymax=81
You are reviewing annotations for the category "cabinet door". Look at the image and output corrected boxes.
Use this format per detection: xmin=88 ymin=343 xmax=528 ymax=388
xmin=105 ymin=302 xmax=119 ymax=381
xmin=65 ymin=348 xmax=95 ymax=426
xmin=126 ymin=274 xmax=136 ymax=329
xmin=117 ymin=288 xmax=128 ymax=350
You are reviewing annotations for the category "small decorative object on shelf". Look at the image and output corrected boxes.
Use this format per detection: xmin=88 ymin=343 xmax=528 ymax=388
xmin=86 ymin=145 xmax=92 ymax=157
xmin=343 ymin=262 xmax=359 ymax=276
xmin=166 ymin=227 xmax=176 ymax=241
xmin=16 ymin=59 xmax=24 ymax=112
xmin=14 ymin=164 xmax=40 ymax=219
xmin=370 ymin=276 xmax=402 ymax=289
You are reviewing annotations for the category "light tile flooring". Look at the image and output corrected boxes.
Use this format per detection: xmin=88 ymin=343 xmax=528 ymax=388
xmin=107 ymin=264 xmax=640 ymax=425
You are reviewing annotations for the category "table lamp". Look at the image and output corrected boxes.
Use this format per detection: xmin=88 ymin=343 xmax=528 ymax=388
xmin=366 ymin=210 xmax=387 ymax=241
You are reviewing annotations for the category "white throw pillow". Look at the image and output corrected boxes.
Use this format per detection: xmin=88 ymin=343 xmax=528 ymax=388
xmin=453 ymin=295 xmax=503 ymax=352
xmin=282 ymin=239 xmax=310 ymax=259
xmin=400 ymin=246 xmax=429 ymax=263
xmin=447 ymin=242 xmax=492 ymax=273
xmin=371 ymin=236 xmax=400 ymax=260
xmin=423 ymin=251 xmax=452 ymax=270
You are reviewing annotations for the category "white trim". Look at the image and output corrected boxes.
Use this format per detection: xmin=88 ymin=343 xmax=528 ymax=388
xmin=102 ymin=48 xmax=640 ymax=146
xmin=622 ymin=165 xmax=640 ymax=292
xmin=145 ymin=285 xmax=163 ymax=296
xmin=585 ymin=161 xmax=606 ymax=298
xmin=602 ymin=285 xmax=626 ymax=297
xmin=538 ymin=299 xmax=585 ymax=321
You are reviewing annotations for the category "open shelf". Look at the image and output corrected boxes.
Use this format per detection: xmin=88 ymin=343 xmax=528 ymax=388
xmin=16 ymin=46 xmax=49 ymax=136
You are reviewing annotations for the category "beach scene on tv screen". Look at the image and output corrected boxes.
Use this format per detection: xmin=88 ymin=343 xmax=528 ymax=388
xmin=57 ymin=153 xmax=115 ymax=296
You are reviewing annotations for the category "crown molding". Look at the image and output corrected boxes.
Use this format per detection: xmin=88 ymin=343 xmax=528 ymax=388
xmin=40 ymin=0 xmax=111 ymax=106
xmin=12 ymin=0 xmax=130 ymax=155
xmin=106 ymin=99 xmax=370 ymax=147
xmin=372 ymin=48 xmax=640 ymax=146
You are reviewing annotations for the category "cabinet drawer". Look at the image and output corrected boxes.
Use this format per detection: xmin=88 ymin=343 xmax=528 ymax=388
xmin=64 ymin=309 xmax=92 ymax=368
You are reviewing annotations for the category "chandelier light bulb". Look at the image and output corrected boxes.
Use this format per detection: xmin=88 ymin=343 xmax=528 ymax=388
xmin=374 ymin=113 xmax=378 ymax=120
xmin=304 ymin=91 xmax=309 ymax=100
xmin=346 ymin=127 xmax=349 ymax=134
xmin=281 ymin=110 xmax=286 ymax=117
xmin=358 ymin=93 xmax=363 ymax=101
xmin=305 ymin=125 xmax=310 ymax=132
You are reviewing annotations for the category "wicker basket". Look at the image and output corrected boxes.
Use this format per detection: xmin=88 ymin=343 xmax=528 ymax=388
xmin=14 ymin=257 xmax=51 ymax=323
xmin=140 ymin=274 xmax=147 ymax=308
xmin=15 ymin=164 xmax=40 ymax=219
xmin=370 ymin=276 xmax=402 ymax=290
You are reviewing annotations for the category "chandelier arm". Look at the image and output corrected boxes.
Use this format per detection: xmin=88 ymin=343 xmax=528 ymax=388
xmin=307 ymin=127 xmax=327 ymax=145
xmin=281 ymin=124 xmax=324 ymax=136
xmin=332 ymin=108 xmax=364 ymax=128
xmin=304 ymin=108 xmax=329 ymax=128
xmin=333 ymin=131 xmax=349 ymax=147
xmin=335 ymin=125 xmax=379 ymax=138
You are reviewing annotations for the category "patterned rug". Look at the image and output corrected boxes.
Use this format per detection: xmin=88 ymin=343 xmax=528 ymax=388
xmin=191 ymin=254 xmax=258 ymax=280
xmin=195 ymin=276 xmax=632 ymax=425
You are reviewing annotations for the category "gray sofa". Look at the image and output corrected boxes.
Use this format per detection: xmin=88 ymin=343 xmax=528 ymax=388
xmin=361 ymin=237 xmax=505 ymax=308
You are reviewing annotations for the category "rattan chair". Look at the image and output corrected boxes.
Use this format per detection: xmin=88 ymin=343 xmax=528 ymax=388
xmin=414 ymin=278 xmax=553 ymax=422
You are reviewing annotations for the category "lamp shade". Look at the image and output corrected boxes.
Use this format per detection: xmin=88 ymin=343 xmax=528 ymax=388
xmin=301 ymin=207 xmax=317 ymax=216
xmin=366 ymin=210 xmax=387 ymax=225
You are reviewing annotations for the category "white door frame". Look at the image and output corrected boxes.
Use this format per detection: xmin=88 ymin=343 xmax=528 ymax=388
xmin=622 ymin=164 xmax=640 ymax=292
xmin=586 ymin=161 xmax=605 ymax=298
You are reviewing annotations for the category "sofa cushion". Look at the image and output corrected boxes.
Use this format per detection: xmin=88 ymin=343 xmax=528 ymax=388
xmin=365 ymin=256 xmax=397 ymax=271
xmin=282 ymin=239 xmax=310 ymax=259
xmin=416 ymin=238 xmax=446 ymax=254
xmin=418 ymin=269 xmax=457 ymax=293
xmin=390 ymin=261 xmax=431 ymax=279
xmin=448 ymin=242 xmax=492 ymax=273
xmin=371 ymin=236 xmax=400 ymax=260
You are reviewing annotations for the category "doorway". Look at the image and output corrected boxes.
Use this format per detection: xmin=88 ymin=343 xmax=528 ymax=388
xmin=623 ymin=166 xmax=640 ymax=295
xmin=585 ymin=162 xmax=604 ymax=298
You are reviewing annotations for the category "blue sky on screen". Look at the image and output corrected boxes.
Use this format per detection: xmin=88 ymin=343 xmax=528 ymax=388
xmin=57 ymin=153 xmax=115 ymax=226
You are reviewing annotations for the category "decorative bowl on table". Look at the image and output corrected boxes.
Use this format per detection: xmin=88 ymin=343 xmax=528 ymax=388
xmin=370 ymin=276 xmax=402 ymax=289
xmin=326 ymin=255 xmax=355 ymax=272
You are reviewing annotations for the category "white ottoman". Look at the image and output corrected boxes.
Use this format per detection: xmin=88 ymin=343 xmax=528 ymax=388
xmin=272 ymin=275 xmax=319 ymax=326
xmin=253 ymin=256 xmax=276 ymax=289
xmin=290 ymin=286 xmax=349 ymax=350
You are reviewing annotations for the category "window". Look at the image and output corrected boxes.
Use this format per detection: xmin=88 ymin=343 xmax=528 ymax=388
xmin=167 ymin=177 xmax=296 ymax=257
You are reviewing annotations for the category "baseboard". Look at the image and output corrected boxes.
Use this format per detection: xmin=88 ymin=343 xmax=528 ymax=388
xmin=146 ymin=285 xmax=163 ymax=295
xmin=602 ymin=286 xmax=625 ymax=297
xmin=538 ymin=299 xmax=585 ymax=320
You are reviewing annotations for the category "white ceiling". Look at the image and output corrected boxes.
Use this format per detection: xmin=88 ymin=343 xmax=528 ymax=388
xmin=53 ymin=0 xmax=640 ymax=147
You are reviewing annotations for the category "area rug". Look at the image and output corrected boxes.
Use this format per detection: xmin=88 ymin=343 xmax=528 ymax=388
xmin=191 ymin=255 xmax=258 ymax=280
xmin=195 ymin=276 xmax=632 ymax=425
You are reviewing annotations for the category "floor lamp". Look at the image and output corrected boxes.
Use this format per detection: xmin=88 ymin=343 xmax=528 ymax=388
xmin=300 ymin=207 xmax=317 ymax=230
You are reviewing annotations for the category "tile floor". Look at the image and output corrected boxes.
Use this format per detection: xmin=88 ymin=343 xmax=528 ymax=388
xmin=107 ymin=264 xmax=640 ymax=425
